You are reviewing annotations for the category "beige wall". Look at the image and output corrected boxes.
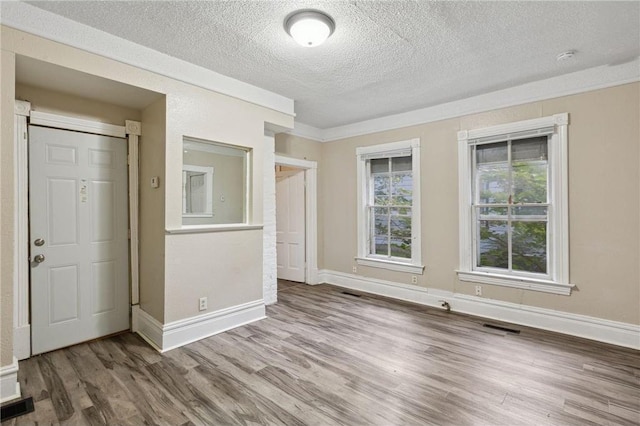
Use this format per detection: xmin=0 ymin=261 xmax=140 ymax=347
xmin=275 ymin=133 xmax=323 ymax=163
xmin=0 ymin=26 xmax=293 ymax=366
xmin=140 ymin=97 xmax=166 ymax=322
xmin=16 ymin=84 xmax=142 ymax=125
xmin=321 ymin=82 xmax=640 ymax=325
xmin=275 ymin=133 xmax=325 ymax=268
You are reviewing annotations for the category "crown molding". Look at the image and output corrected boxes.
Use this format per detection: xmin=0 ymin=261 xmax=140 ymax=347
xmin=285 ymin=121 xmax=325 ymax=142
xmin=0 ymin=2 xmax=294 ymax=117
xmin=294 ymin=58 xmax=639 ymax=143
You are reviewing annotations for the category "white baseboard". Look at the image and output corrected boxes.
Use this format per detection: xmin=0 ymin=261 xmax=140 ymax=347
xmin=13 ymin=325 xmax=31 ymax=361
xmin=318 ymin=270 xmax=640 ymax=350
xmin=132 ymin=306 xmax=164 ymax=352
xmin=132 ymin=300 xmax=266 ymax=353
xmin=0 ymin=357 xmax=21 ymax=403
xmin=307 ymin=268 xmax=320 ymax=285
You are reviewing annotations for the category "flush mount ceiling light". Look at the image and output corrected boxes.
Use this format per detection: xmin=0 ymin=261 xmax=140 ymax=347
xmin=285 ymin=10 xmax=335 ymax=47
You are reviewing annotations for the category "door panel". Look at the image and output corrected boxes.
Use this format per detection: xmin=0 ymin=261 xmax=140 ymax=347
xmin=276 ymin=169 xmax=305 ymax=282
xmin=47 ymin=178 xmax=79 ymax=246
xmin=48 ymin=265 xmax=79 ymax=324
xmin=30 ymin=125 xmax=129 ymax=355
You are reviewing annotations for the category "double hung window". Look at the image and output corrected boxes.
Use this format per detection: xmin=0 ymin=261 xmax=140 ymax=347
xmin=356 ymin=139 xmax=423 ymax=274
xmin=457 ymin=114 xmax=572 ymax=295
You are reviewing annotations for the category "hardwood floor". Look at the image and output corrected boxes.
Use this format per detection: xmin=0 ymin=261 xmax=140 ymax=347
xmin=3 ymin=281 xmax=639 ymax=425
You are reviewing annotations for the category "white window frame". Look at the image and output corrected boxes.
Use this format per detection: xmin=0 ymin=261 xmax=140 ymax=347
xmin=356 ymin=138 xmax=424 ymax=274
xmin=457 ymin=113 xmax=573 ymax=295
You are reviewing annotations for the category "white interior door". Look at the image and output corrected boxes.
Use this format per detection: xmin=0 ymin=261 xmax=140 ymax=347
xmin=276 ymin=169 xmax=306 ymax=282
xmin=29 ymin=125 xmax=130 ymax=355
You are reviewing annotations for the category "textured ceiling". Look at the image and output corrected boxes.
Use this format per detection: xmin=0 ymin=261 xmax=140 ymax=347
xmin=25 ymin=1 xmax=640 ymax=129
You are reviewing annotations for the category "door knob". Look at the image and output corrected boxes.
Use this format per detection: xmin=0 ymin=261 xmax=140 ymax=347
xmin=34 ymin=238 xmax=45 ymax=247
xmin=33 ymin=254 xmax=45 ymax=263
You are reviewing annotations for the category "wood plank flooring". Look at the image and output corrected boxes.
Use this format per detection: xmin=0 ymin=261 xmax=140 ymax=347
xmin=3 ymin=281 xmax=639 ymax=425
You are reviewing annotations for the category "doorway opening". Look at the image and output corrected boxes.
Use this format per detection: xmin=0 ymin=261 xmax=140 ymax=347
xmin=274 ymin=155 xmax=318 ymax=295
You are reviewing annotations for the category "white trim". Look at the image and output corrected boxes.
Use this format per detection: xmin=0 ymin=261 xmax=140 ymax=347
xmin=0 ymin=357 xmax=21 ymax=403
xmin=318 ymin=270 xmax=640 ymax=350
xmin=355 ymin=257 xmax=424 ymax=274
xmin=13 ymin=325 xmax=30 ymax=362
xmin=457 ymin=113 xmax=571 ymax=294
xmin=461 ymin=113 xmax=566 ymax=142
xmin=0 ymin=2 xmax=294 ymax=117
xmin=274 ymin=155 xmax=319 ymax=284
xmin=30 ymin=111 xmax=126 ymax=138
xmin=290 ymin=60 xmax=639 ymax=143
xmin=457 ymin=271 xmax=572 ymax=296
xmin=131 ymin=306 xmax=163 ymax=352
xmin=356 ymin=138 xmax=423 ymax=273
xmin=132 ymin=301 xmax=266 ymax=353
xmin=165 ymin=224 xmax=263 ymax=234
xmin=274 ymin=155 xmax=318 ymax=170
xmin=13 ymin=101 xmax=30 ymax=360
xmin=126 ymin=120 xmax=141 ymax=306
xmin=285 ymin=122 xmax=325 ymax=142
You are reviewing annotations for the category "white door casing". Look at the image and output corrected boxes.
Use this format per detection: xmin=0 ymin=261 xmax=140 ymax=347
xmin=29 ymin=125 xmax=130 ymax=354
xmin=276 ymin=169 xmax=306 ymax=282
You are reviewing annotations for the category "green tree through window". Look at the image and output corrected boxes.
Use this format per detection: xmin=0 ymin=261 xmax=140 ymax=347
xmin=474 ymin=137 xmax=548 ymax=274
xmin=369 ymin=156 xmax=412 ymax=259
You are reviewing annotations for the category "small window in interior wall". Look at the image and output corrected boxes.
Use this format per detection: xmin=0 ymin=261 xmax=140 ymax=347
xmin=356 ymin=138 xmax=424 ymax=274
xmin=182 ymin=137 xmax=249 ymax=226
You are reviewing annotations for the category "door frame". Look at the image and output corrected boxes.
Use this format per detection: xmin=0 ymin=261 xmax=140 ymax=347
xmin=13 ymin=101 xmax=141 ymax=359
xmin=274 ymin=154 xmax=318 ymax=285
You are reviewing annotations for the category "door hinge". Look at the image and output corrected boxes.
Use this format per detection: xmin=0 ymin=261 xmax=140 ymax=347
xmin=128 ymin=229 xmax=131 ymax=239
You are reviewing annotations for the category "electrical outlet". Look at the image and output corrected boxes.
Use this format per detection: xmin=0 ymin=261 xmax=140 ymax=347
xmin=475 ymin=285 xmax=482 ymax=296
xmin=199 ymin=297 xmax=208 ymax=311
xmin=411 ymin=275 xmax=418 ymax=284
xmin=352 ymin=266 xmax=357 ymax=273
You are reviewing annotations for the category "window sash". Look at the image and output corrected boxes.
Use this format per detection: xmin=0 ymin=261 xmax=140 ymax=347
xmin=366 ymin=156 xmax=413 ymax=260
xmin=471 ymin=137 xmax=551 ymax=278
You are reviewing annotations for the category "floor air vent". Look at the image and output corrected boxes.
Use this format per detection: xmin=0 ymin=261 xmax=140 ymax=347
xmin=483 ymin=324 xmax=521 ymax=334
xmin=1 ymin=396 xmax=34 ymax=421
xmin=342 ymin=291 xmax=362 ymax=298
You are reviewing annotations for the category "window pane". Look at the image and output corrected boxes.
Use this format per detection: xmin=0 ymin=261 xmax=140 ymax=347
xmin=373 ymin=175 xmax=390 ymax=205
xmin=476 ymin=142 xmax=508 ymax=164
xmin=477 ymin=220 xmax=508 ymax=269
xmin=478 ymin=206 xmax=508 ymax=218
xmin=512 ymin=160 xmax=547 ymax=204
xmin=477 ymin=163 xmax=509 ymax=204
xmin=512 ymin=222 xmax=547 ymax=273
xmin=391 ymin=173 xmax=412 ymax=205
xmin=374 ymin=236 xmax=389 ymax=256
xmin=513 ymin=206 xmax=548 ymax=217
xmin=370 ymin=158 xmax=388 ymax=173
xmin=373 ymin=207 xmax=389 ymax=235
xmin=183 ymin=137 xmax=247 ymax=225
xmin=391 ymin=156 xmax=412 ymax=172
xmin=390 ymin=214 xmax=411 ymax=238
xmin=512 ymin=137 xmax=547 ymax=162
xmin=390 ymin=238 xmax=411 ymax=258
xmin=390 ymin=207 xmax=411 ymax=216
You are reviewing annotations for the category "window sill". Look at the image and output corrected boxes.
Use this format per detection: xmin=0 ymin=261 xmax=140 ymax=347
xmin=166 ymin=224 xmax=263 ymax=234
xmin=356 ymin=257 xmax=424 ymax=274
xmin=456 ymin=270 xmax=574 ymax=295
